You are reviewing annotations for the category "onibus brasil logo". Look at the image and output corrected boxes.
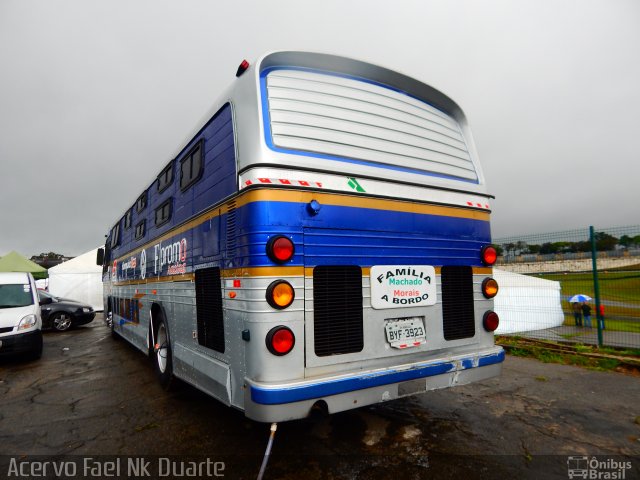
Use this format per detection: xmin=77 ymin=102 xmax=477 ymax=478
xmin=567 ymin=456 xmax=632 ymax=479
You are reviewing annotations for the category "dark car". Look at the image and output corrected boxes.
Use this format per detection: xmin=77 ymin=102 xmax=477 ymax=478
xmin=37 ymin=290 xmax=96 ymax=332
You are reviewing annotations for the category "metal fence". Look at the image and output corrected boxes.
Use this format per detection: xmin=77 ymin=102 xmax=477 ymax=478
xmin=494 ymin=225 xmax=640 ymax=350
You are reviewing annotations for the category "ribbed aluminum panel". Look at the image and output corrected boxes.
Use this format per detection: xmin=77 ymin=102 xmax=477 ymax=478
xmin=265 ymin=69 xmax=478 ymax=181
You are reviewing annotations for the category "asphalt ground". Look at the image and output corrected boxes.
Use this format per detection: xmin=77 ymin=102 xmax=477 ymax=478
xmin=1 ymin=314 xmax=639 ymax=480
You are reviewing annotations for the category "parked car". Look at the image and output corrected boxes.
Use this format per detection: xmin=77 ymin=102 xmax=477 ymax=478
xmin=0 ymin=272 xmax=43 ymax=359
xmin=37 ymin=290 xmax=95 ymax=331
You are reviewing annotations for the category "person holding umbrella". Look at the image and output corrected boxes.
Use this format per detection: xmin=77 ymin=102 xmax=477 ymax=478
xmin=569 ymin=294 xmax=592 ymax=327
xmin=572 ymin=302 xmax=582 ymax=326
xmin=581 ymin=302 xmax=592 ymax=328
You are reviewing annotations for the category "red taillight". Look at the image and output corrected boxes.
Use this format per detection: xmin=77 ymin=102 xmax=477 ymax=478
xmin=236 ymin=59 xmax=250 ymax=77
xmin=481 ymin=245 xmax=497 ymax=266
xmin=267 ymin=236 xmax=295 ymax=263
xmin=482 ymin=277 xmax=499 ymax=298
xmin=483 ymin=311 xmax=500 ymax=332
xmin=266 ymin=326 xmax=295 ymax=356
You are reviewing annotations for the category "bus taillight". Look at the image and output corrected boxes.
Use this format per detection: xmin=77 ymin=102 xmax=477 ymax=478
xmin=236 ymin=59 xmax=250 ymax=77
xmin=481 ymin=245 xmax=497 ymax=266
xmin=482 ymin=278 xmax=499 ymax=298
xmin=266 ymin=280 xmax=295 ymax=309
xmin=483 ymin=311 xmax=500 ymax=332
xmin=267 ymin=236 xmax=295 ymax=263
xmin=266 ymin=326 xmax=295 ymax=355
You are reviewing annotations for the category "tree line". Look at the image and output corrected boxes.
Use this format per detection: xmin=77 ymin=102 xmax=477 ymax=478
xmin=496 ymin=233 xmax=640 ymax=257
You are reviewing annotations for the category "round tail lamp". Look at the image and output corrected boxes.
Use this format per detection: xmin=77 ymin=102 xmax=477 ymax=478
xmin=267 ymin=236 xmax=295 ymax=263
xmin=266 ymin=326 xmax=295 ymax=356
xmin=266 ymin=280 xmax=295 ymax=309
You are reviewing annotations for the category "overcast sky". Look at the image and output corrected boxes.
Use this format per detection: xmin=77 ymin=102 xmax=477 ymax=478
xmin=1 ymin=0 xmax=638 ymax=257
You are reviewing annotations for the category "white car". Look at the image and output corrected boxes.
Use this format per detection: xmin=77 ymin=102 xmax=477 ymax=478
xmin=0 ymin=272 xmax=43 ymax=360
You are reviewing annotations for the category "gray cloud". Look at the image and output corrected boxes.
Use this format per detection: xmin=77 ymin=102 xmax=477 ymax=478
xmin=1 ymin=0 xmax=638 ymax=256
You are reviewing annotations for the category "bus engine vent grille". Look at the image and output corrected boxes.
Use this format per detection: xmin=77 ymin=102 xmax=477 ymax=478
xmin=195 ymin=267 xmax=225 ymax=353
xmin=226 ymin=200 xmax=237 ymax=255
xmin=313 ymin=265 xmax=364 ymax=356
xmin=441 ymin=265 xmax=475 ymax=340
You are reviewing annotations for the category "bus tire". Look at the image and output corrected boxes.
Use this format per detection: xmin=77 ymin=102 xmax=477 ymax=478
xmin=152 ymin=317 xmax=174 ymax=390
xmin=107 ymin=311 xmax=119 ymax=340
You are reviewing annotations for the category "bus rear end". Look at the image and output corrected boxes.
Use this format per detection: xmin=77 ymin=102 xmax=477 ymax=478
xmin=233 ymin=52 xmax=503 ymax=422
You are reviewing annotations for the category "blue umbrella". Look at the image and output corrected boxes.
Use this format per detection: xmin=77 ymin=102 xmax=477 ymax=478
xmin=569 ymin=294 xmax=592 ymax=303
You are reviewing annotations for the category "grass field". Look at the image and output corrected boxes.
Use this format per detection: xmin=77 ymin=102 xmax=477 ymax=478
xmin=540 ymin=270 xmax=640 ymax=305
xmin=535 ymin=270 xmax=640 ymax=333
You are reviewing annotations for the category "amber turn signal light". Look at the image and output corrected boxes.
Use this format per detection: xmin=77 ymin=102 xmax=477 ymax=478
xmin=266 ymin=280 xmax=295 ymax=309
xmin=482 ymin=278 xmax=499 ymax=298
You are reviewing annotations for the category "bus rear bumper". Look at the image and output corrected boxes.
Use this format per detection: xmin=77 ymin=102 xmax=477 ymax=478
xmin=244 ymin=346 xmax=504 ymax=422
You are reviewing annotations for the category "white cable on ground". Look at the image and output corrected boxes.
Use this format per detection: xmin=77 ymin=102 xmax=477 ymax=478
xmin=256 ymin=423 xmax=278 ymax=480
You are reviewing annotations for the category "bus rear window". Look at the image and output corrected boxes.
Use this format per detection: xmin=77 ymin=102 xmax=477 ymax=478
xmin=264 ymin=69 xmax=478 ymax=183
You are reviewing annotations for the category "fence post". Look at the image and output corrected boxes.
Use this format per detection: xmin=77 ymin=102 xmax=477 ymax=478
xmin=589 ymin=226 xmax=604 ymax=347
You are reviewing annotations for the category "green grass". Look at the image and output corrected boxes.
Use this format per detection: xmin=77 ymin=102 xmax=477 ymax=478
xmin=558 ymin=313 xmax=640 ymax=333
xmin=534 ymin=271 xmax=640 ymax=333
xmin=540 ymin=271 xmax=640 ymax=306
xmin=597 ymin=346 xmax=640 ymax=356
xmin=503 ymin=344 xmax=622 ymax=371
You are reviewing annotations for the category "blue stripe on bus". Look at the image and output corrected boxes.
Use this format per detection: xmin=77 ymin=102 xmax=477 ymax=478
xmin=113 ymin=196 xmax=491 ymax=279
xmin=236 ymin=201 xmax=490 ymax=267
xmin=250 ymin=349 xmax=505 ymax=405
xmin=259 ymin=66 xmax=479 ymax=185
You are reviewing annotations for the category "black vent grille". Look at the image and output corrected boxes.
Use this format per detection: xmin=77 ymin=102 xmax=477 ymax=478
xmin=441 ymin=266 xmax=475 ymax=340
xmin=0 ymin=327 xmax=13 ymax=334
xmin=313 ymin=265 xmax=364 ymax=356
xmin=226 ymin=200 xmax=237 ymax=255
xmin=195 ymin=267 xmax=225 ymax=353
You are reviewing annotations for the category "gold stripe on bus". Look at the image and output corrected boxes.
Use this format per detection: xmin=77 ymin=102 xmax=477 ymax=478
xmin=221 ymin=267 xmax=305 ymax=277
xmin=236 ymin=189 xmax=490 ymax=221
xmin=473 ymin=267 xmax=493 ymax=275
xmin=221 ymin=266 xmax=491 ymax=278
xmin=115 ymin=188 xmax=489 ymax=263
xmin=111 ymin=265 xmax=492 ymax=286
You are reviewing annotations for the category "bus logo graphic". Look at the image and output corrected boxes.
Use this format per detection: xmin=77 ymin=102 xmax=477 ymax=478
xmin=140 ymin=250 xmax=146 ymax=280
xmin=154 ymin=238 xmax=188 ymax=275
xmin=347 ymin=177 xmax=365 ymax=192
xmin=567 ymin=456 xmax=589 ymax=479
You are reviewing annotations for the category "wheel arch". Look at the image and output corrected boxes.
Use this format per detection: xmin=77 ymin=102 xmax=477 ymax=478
xmin=149 ymin=302 xmax=170 ymax=351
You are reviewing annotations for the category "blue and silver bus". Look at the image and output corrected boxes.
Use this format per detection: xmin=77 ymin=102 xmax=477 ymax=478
xmin=98 ymin=51 xmax=504 ymax=422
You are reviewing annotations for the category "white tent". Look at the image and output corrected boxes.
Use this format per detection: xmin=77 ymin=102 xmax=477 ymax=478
xmin=48 ymin=247 xmax=104 ymax=311
xmin=493 ymin=268 xmax=564 ymax=334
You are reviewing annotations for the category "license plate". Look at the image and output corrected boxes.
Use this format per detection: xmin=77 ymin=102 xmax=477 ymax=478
xmin=385 ymin=317 xmax=426 ymax=349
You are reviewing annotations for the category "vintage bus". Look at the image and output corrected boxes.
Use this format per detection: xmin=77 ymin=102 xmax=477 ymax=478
xmin=98 ymin=51 xmax=503 ymax=422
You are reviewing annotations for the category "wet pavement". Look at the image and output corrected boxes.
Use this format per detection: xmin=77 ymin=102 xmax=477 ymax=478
xmin=1 ymin=315 xmax=639 ymax=479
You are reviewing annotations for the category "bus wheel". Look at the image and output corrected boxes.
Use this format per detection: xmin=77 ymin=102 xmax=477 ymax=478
xmin=107 ymin=311 xmax=119 ymax=340
xmin=153 ymin=319 xmax=174 ymax=390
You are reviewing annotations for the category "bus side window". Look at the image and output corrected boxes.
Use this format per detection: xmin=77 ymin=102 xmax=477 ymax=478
xmin=180 ymin=141 xmax=204 ymax=191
